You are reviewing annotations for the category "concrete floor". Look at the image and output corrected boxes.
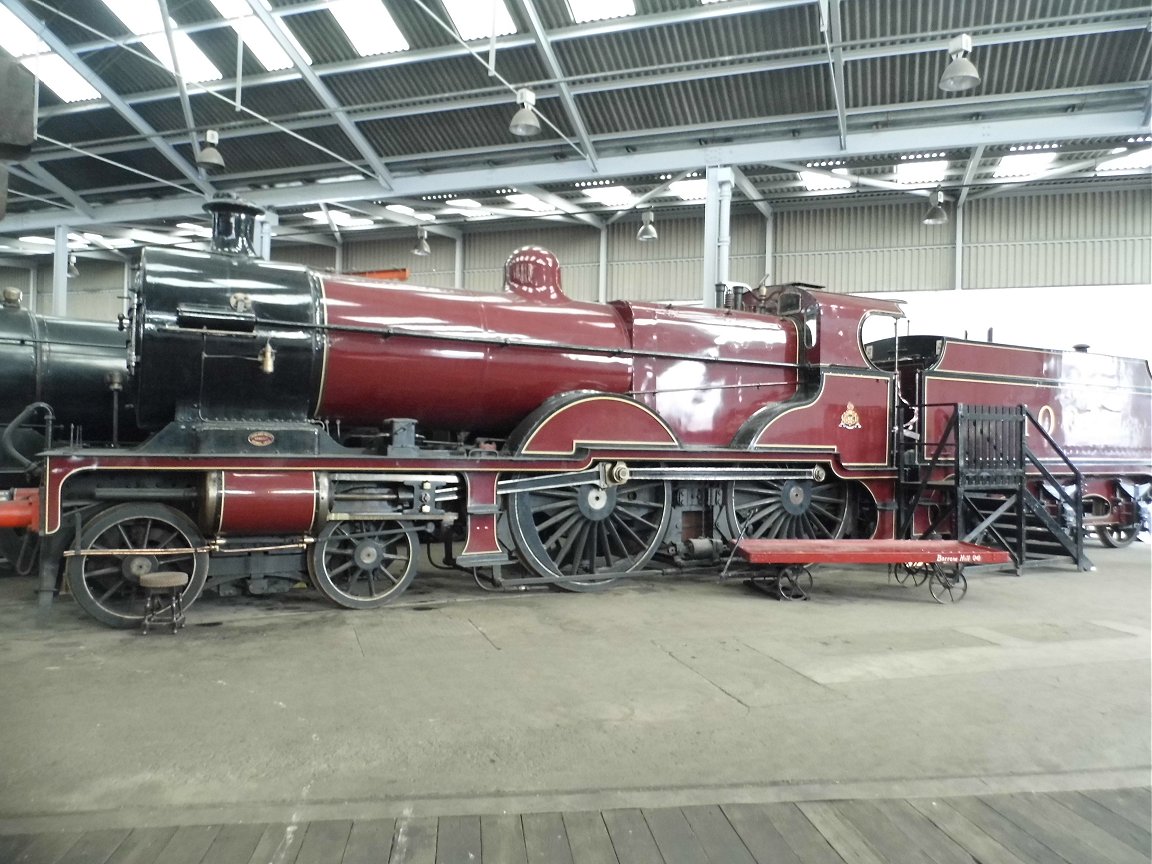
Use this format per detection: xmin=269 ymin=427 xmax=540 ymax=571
xmin=0 ymin=542 xmax=1148 ymax=834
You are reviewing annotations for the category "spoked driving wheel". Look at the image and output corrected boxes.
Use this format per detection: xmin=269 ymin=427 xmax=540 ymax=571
xmin=929 ymin=566 xmax=968 ymax=604
xmin=1096 ymin=524 xmax=1139 ymax=548
xmin=66 ymin=503 xmax=208 ymax=629
xmin=309 ymin=519 xmax=418 ymax=609
xmin=725 ymin=470 xmax=856 ymax=540
xmin=508 ymin=478 xmax=672 ymax=591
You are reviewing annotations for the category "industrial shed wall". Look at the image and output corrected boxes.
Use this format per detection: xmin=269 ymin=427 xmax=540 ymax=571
xmin=22 ymin=187 xmax=1152 ymax=319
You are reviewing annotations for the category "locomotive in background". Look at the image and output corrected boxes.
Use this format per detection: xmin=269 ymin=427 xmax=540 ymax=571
xmin=2 ymin=196 xmax=1149 ymax=628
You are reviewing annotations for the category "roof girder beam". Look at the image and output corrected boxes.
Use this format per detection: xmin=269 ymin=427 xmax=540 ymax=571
xmin=38 ymin=9 xmax=1148 ymax=124
xmin=243 ymin=0 xmax=393 ymax=190
xmin=8 ymin=164 xmax=94 ymax=216
xmin=818 ymin=0 xmax=847 ymax=148
xmin=28 ymin=81 xmax=1146 ymax=172
xmin=3 ymin=109 xmax=1144 ymax=233
xmin=515 ymin=0 xmax=599 ymax=172
xmin=518 ymin=185 xmax=603 ymax=228
xmin=731 ymin=167 xmax=774 ymax=218
xmin=1 ymin=1 xmax=212 ymax=196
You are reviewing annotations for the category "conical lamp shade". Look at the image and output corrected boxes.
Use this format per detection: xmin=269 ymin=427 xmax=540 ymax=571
xmin=939 ymin=55 xmax=980 ymax=92
xmin=922 ymin=204 xmax=948 ymax=225
xmin=197 ymin=145 xmax=225 ymax=170
xmin=509 ymin=106 xmax=541 ymax=137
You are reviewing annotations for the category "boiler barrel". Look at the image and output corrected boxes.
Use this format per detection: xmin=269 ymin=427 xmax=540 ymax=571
xmin=0 ymin=302 xmax=134 ymax=441
xmin=134 ymin=248 xmax=632 ymax=434
xmin=315 ymin=274 xmax=632 ymax=433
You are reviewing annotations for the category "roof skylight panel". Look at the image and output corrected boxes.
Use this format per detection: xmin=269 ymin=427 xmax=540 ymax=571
xmin=799 ymin=169 xmax=852 ymax=191
xmin=101 ymin=0 xmax=222 ymax=81
xmin=1096 ymin=148 xmax=1152 ymax=174
xmin=328 ymin=0 xmax=409 ymax=55
xmin=441 ymin=0 xmax=517 ymax=41
xmin=581 ymin=185 xmax=636 ymax=207
xmin=208 ymin=0 xmax=311 ymax=71
xmin=20 ymin=54 xmax=101 ymax=102
xmin=0 ymin=7 xmax=100 ymax=101
xmin=506 ymin=193 xmax=555 ymax=212
xmin=895 ymin=155 xmax=949 ymax=187
xmin=565 ymin=0 xmax=636 ymax=23
xmin=993 ymin=151 xmax=1057 ymax=179
xmin=667 ymin=179 xmax=708 ymax=200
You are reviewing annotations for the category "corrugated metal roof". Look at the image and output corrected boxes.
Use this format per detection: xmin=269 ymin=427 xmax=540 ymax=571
xmin=0 ymin=0 xmax=1147 ymax=241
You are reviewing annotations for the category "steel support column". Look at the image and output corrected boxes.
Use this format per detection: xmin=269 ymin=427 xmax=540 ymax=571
xmin=702 ymin=166 xmax=733 ymax=306
xmin=454 ymin=235 xmax=464 ymax=290
xmin=52 ymin=225 xmax=68 ymax=317
xmin=598 ymin=226 xmax=608 ymax=303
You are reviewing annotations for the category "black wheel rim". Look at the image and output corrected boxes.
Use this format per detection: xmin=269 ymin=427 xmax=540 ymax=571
xmin=1097 ymin=525 xmax=1138 ymax=548
xmin=930 ymin=569 xmax=967 ymax=603
xmin=68 ymin=504 xmax=206 ymax=628
xmin=509 ymin=479 xmax=671 ymax=588
xmin=726 ymin=473 xmax=855 ymax=540
xmin=312 ymin=520 xmax=416 ymax=607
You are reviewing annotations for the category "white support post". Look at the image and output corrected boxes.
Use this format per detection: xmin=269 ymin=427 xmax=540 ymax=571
xmin=702 ymin=166 xmax=734 ymax=306
xmin=259 ymin=209 xmax=279 ymax=261
xmin=953 ymin=204 xmax=964 ymax=291
xmin=598 ymin=226 xmax=608 ymax=303
xmin=52 ymin=224 xmax=68 ymax=317
xmin=764 ymin=211 xmax=775 ymax=286
xmin=454 ymin=235 xmax=464 ymax=290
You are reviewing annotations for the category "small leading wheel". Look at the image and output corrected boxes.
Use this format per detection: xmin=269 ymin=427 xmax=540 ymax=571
xmin=1096 ymin=524 xmax=1139 ymax=548
xmin=309 ymin=519 xmax=417 ymax=609
xmin=929 ymin=566 xmax=967 ymax=604
xmin=777 ymin=566 xmax=812 ymax=601
xmin=66 ymin=503 xmax=208 ymax=629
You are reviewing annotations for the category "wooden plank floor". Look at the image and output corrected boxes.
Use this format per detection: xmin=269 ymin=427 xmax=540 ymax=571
xmin=0 ymin=787 xmax=1147 ymax=864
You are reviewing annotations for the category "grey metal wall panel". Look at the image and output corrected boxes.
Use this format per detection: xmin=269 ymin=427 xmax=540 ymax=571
xmin=773 ymin=203 xmax=953 ymax=293
xmin=965 ymin=189 xmax=1151 ymax=288
xmin=33 ymin=260 xmax=125 ymax=320
xmin=605 ymin=214 xmax=768 ymax=303
xmin=342 ymin=237 xmax=456 ymax=289
xmin=272 ymin=244 xmax=337 ymax=271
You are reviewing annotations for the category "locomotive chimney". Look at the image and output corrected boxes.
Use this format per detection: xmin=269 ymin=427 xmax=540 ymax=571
xmin=203 ymin=193 xmax=265 ymax=257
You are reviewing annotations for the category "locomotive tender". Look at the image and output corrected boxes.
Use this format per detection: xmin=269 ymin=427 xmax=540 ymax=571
xmin=2 ymin=197 xmax=1149 ymax=627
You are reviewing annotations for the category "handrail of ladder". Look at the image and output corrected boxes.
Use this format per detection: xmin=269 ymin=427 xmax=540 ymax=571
xmin=1022 ymin=406 xmax=1085 ymax=563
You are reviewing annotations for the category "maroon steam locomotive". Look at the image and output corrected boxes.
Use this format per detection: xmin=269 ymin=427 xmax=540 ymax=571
xmin=2 ymin=198 xmax=1149 ymax=627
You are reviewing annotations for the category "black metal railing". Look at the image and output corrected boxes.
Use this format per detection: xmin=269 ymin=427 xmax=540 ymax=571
xmin=897 ymin=402 xmax=1089 ymax=571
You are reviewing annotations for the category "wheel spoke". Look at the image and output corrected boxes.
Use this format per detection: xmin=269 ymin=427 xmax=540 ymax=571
xmin=311 ymin=518 xmax=416 ymax=608
xmin=328 ymin=559 xmax=357 ymax=576
xmin=728 ymin=473 xmax=854 ymax=542
xmin=98 ymin=578 xmax=127 ymax=603
xmin=83 ymin=564 xmax=121 ymax=578
xmin=67 ymin=505 xmax=207 ymax=628
xmin=510 ymin=476 xmax=670 ymax=588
